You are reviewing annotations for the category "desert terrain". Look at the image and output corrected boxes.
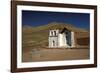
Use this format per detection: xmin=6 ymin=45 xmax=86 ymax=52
xmin=22 ymin=48 xmax=89 ymax=62
xmin=22 ymin=22 xmax=89 ymax=62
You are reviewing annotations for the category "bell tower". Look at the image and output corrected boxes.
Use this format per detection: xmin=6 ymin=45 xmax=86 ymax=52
xmin=49 ymin=30 xmax=59 ymax=48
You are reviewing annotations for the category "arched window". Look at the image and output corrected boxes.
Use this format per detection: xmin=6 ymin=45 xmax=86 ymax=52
xmin=54 ymin=31 xmax=56 ymax=36
xmin=51 ymin=31 xmax=53 ymax=36
xmin=53 ymin=40 xmax=55 ymax=46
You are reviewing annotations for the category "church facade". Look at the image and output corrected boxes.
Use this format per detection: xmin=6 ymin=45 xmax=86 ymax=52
xmin=48 ymin=28 xmax=75 ymax=48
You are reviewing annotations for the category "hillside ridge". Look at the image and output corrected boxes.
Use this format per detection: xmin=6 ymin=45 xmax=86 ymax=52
xmin=23 ymin=22 xmax=88 ymax=32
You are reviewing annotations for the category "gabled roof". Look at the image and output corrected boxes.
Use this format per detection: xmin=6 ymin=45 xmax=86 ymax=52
xmin=60 ymin=27 xmax=71 ymax=33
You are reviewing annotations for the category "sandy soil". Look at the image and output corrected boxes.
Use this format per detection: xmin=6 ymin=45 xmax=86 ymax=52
xmin=22 ymin=48 xmax=89 ymax=62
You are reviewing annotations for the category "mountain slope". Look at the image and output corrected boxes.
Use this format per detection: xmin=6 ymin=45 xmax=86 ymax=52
xmin=22 ymin=22 xmax=89 ymax=51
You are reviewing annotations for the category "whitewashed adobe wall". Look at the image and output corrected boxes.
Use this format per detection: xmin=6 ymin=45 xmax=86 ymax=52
xmin=58 ymin=33 xmax=68 ymax=48
xmin=49 ymin=30 xmax=75 ymax=48
xmin=71 ymin=31 xmax=75 ymax=47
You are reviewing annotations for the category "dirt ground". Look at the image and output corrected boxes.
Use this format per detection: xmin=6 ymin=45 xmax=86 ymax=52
xmin=22 ymin=48 xmax=89 ymax=62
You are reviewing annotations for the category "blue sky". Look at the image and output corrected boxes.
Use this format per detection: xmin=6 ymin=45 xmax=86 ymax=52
xmin=22 ymin=10 xmax=90 ymax=30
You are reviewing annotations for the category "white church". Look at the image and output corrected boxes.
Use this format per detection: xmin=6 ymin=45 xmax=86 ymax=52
xmin=49 ymin=28 xmax=75 ymax=48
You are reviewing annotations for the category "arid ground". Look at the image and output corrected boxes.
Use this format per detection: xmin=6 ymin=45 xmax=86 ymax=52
xmin=22 ymin=22 xmax=89 ymax=62
xmin=22 ymin=48 xmax=89 ymax=62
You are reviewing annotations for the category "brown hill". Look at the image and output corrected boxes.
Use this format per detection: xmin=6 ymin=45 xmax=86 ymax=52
xmin=22 ymin=22 xmax=89 ymax=51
